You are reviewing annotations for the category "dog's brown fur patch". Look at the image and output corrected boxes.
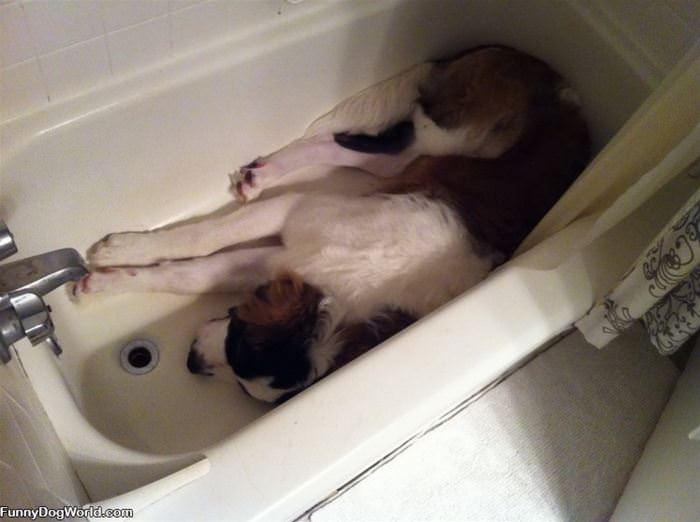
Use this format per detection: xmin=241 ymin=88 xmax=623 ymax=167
xmin=237 ymin=272 xmax=322 ymax=326
xmin=384 ymin=102 xmax=590 ymax=258
xmin=420 ymin=46 xmax=565 ymax=157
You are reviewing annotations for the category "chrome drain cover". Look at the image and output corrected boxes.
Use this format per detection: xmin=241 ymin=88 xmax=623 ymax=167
xmin=120 ymin=339 xmax=159 ymax=375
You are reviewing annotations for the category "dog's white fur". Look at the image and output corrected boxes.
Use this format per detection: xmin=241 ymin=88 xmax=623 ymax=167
xmin=84 ymin=191 xmax=494 ymax=321
xmin=304 ymin=63 xmax=433 ymax=137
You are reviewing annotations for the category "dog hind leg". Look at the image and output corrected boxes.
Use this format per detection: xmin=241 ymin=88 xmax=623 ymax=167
xmin=231 ymin=63 xmax=434 ymax=201
xmin=304 ymin=63 xmax=433 ymax=136
xmin=74 ymin=246 xmax=280 ymax=297
xmin=89 ymin=193 xmax=302 ymax=267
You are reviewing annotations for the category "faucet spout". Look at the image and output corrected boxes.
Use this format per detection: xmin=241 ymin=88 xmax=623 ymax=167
xmin=0 ymin=248 xmax=87 ymax=297
xmin=0 ymin=222 xmax=86 ymax=364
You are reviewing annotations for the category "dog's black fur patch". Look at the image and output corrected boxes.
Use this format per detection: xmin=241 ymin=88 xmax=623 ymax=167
xmin=224 ymin=308 xmax=315 ymax=391
xmin=186 ymin=348 xmax=211 ymax=375
xmin=334 ymin=120 xmax=415 ymax=155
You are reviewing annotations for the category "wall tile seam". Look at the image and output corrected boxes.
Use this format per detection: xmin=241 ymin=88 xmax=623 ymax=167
xmin=6 ymin=0 xmax=200 ymax=90
xmin=14 ymin=0 xmax=50 ymax=102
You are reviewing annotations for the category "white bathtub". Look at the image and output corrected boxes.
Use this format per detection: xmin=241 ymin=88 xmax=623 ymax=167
xmin=1 ymin=0 xmax=658 ymax=519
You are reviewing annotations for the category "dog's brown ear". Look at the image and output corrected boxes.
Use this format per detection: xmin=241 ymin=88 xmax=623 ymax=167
xmin=238 ymin=272 xmax=321 ymax=326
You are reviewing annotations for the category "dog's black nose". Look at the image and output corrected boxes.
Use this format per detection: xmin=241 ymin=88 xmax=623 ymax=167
xmin=187 ymin=348 xmax=207 ymax=374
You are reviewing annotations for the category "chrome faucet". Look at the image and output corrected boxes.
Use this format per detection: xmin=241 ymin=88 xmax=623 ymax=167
xmin=0 ymin=220 xmax=88 ymax=364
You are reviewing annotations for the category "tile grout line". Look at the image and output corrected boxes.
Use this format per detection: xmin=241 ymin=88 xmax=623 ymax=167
xmin=17 ymin=0 xmax=50 ymax=103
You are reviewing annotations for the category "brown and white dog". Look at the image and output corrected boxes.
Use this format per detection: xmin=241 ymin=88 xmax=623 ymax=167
xmin=77 ymin=46 xmax=590 ymax=403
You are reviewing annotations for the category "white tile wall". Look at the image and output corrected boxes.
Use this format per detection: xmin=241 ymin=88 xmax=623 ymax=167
xmin=0 ymin=1 xmax=35 ymax=66
xmin=0 ymin=0 xmax=314 ymax=123
xmin=0 ymin=347 xmax=87 ymax=508
xmin=22 ymin=0 xmax=104 ymax=55
xmin=99 ymin=0 xmax=170 ymax=33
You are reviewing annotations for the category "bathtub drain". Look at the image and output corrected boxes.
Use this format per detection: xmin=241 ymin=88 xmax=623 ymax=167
xmin=120 ymin=340 xmax=159 ymax=375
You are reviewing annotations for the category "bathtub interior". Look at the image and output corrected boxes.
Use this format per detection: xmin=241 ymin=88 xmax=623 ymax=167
xmin=1 ymin=0 xmax=656 ymax=459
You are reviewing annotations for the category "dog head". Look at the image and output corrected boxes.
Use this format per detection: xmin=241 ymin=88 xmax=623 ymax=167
xmin=187 ymin=273 xmax=342 ymax=403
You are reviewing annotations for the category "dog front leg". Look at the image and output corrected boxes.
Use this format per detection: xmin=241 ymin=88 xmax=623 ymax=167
xmin=74 ymin=246 xmax=280 ymax=298
xmin=88 ymin=193 xmax=302 ymax=267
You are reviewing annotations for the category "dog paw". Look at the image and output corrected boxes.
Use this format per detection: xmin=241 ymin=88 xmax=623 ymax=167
xmin=67 ymin=279 xmax=84 ymax=303
xmin=68 ymin=272 xmax=100 ymax=301
xmin=69 ymin=272 xmax=96 ymax=301
xmin=70 ymin=268 xmax=130 ymax=301
xmin=229 ymin=159 xmax=267 ymax=202
xmin=88 ymin=232 xmax=157 ymax=267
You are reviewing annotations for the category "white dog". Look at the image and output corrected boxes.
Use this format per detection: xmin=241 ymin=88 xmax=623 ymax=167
xmin=77 ymin=46 xmax=590 ymax=403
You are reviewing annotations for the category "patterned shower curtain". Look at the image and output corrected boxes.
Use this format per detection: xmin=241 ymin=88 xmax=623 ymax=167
xmin=519 ymin=42 xmax=700 ymax=356
xmin=576 ymin=180 xmax=700 ymax=354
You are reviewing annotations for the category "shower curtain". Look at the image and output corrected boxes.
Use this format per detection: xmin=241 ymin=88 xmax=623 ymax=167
xmin=518 ymin=42 xmax=700 ymax=354
xmin=576 ymin=179 xmax=699 ymax=354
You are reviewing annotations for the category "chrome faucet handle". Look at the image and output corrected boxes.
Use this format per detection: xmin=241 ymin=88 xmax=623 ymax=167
xmin=0 ymin=220 xmax=17 ymax=261
xmin=0 ymin=293 xmax=59 ymax=364
xmin=0 ymin=295 xmax=20 ymax=364
xmin=10 ymin=293 xmax=54 ymax=346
